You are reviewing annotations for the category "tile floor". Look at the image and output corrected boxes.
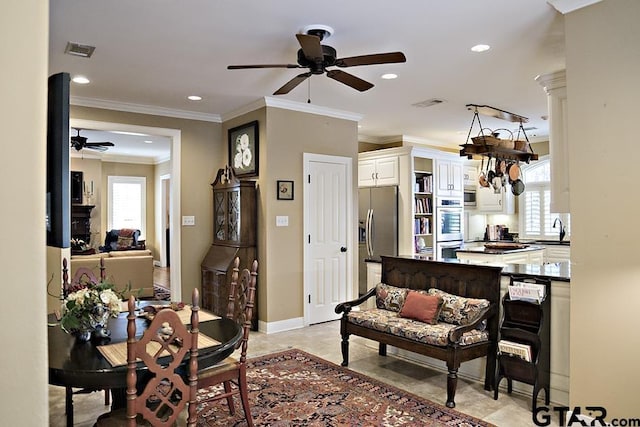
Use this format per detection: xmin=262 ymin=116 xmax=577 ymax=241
xmin=49 ymin=320 xmax=557 ymax=426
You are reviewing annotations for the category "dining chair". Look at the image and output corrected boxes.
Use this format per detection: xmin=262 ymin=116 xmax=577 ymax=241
xmin=95 ymin=288 xmax=200 ymax=426
xmin=197 ymin=258 xmax=257 ymax=427
xmin=61 ymin=257 xmax=112 ymax=412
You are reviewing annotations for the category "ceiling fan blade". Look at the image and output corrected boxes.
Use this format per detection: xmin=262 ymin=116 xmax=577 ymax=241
xmin=85 ymin=142 xmax=114 ymax=147
xmin=335 ymin=52 xmax=407 ymax=67
xmin=228 ymin=64 xmax=301 ymax=69
xmin=326 ymin=70 xmax=374 ymax=92
xmin=84 ymin=145 xmax=110 ymax=152
xmin=296 ymin=34 xmax=324 ymax=62
xmin=273 ymin=72 xmax=312 ymax=95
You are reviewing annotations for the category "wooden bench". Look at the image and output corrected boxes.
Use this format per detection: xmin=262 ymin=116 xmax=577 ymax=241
xmin=335 ymin=256 xmax=502 ymax=408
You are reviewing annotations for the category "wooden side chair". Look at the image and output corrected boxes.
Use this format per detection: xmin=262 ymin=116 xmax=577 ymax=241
xmin=61 ymin=257 xmax=111 ymax=424
xmin=197 ymin=258 xmax=258 ymax=427
xmin=96 ymin=289 xmax=200 ymax=426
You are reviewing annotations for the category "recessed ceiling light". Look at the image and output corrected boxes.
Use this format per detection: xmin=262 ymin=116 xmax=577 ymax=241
xmin=187 ymin=95 xmax=202 ymax=101
xmin=381 ymin=73 xmax=398 ymax=80
xmin=72 ymin=75 xmax=90 ymax=84
xmin=144 ymin=140 xmax=153 ymax=144
xmin=471 ymin=44 xmax=491 ymax=53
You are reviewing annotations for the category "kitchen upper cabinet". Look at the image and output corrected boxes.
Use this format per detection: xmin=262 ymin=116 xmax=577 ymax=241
xmin=476 ymin=186 xmax=515 ymax=214
xmin=358 ymin=156 xmax=399 ymax=187
xmin=435 ymin=160 xmax=463 ymax=197
xmin=463 ymin=165 xmax=477 ymax=188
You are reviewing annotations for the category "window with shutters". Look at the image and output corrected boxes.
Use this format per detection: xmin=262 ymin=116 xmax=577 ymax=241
xmin=519 ymin=159 xmax=570 ymax=240
xmin=107 ymin=176 xmax=146 ymax=238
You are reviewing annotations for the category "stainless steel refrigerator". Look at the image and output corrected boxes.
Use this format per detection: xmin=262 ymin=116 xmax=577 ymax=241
xmin=358 ymin=186 xmax=398 ymax=295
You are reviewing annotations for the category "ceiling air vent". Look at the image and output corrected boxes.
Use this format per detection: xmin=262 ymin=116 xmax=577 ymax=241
xmin=65 ymin=42 xmax=96 ymax=58
xmin=412 ymin=98 xmax=445 ymax=108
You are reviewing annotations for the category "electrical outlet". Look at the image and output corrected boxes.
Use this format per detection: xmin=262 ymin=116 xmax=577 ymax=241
xmin=182 ymin=215 xmax=195 ymax=226
xmin=276 ymin=216 xmax=289 ymax=227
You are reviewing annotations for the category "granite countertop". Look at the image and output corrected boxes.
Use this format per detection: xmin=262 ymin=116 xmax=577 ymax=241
xmin=456 ymin=245 xmax=545 ymax=255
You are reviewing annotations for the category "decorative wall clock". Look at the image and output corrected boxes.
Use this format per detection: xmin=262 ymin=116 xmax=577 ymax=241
xmin=228 ymin=120 xmax=259 ymax=178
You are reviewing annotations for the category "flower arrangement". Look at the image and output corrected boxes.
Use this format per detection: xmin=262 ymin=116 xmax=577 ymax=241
xmin=60 ymin=280 xmax=123 ymax=339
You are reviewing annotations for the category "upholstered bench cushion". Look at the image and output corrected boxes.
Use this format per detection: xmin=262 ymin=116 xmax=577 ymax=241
xmin=346 ymin=308 xmax=489 ymax=347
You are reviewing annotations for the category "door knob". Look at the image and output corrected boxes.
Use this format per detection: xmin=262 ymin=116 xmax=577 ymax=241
xmin=340 ymin=246 xmax=347 ymax=252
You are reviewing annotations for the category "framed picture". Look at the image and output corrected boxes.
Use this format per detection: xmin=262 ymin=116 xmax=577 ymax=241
xmin=228 ymin=120 xmax=259 ymax=178
xmin=277 ymin=180 xmax=294 ymax=200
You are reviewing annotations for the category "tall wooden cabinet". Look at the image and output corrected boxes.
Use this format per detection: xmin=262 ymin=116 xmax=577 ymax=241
xmin=201 ymin=166 xmax=257 ymax=329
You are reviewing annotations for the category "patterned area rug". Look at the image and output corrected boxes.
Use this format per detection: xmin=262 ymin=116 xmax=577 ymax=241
xmin=197 ymin=349 xmax=493 ymax=426
xmin=153 ymin=284 xmax=170 ymax=300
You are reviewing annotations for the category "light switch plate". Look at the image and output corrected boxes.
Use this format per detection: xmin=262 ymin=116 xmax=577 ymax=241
xmin=276 ymin=215 xmax=289 ymax=227
xmin=182 ymin=215 xmax=195 ymax=226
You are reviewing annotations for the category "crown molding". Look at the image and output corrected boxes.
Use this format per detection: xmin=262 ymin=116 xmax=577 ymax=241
xmin=70 ymin=96 xmax=222 ymax=123
xmin=546 ymin=0 xmax=602 ymax=14
xmin=221 ymin=96 xmax=363 ymax=122
xmin=535 ymin=69 xmax=567 ymax=93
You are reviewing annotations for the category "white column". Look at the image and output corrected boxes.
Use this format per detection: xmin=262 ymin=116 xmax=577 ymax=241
xmin=535 ymin=70 xmax=569 ymax=213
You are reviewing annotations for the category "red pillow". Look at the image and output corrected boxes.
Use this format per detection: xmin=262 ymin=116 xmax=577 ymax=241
xmin=399 ymin=291 xmax=443 ymax=324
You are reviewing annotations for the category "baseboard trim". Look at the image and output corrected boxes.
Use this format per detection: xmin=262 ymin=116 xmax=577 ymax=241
xmin=258 ymin=317 xmax=304 ymax=334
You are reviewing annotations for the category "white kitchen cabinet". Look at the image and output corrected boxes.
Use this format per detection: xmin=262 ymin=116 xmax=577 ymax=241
xmin=542 ymin=245 xmax=571 ymax=263
xmin=463 ymin=165 xmax=477 ymax=188
xmin=476 ymin=186 xmax=515 ymax=214
xmin=435 ymin=160 xmax=463 ymax=197
xmin=358 ymin=156 xmax=399 ymax=187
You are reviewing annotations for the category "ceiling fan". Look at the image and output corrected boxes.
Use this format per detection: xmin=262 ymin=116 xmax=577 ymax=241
xmin=227 ymin=25 xmax=406 ymax=95
xmin=70 ymin=128 xmax=114 ymax=152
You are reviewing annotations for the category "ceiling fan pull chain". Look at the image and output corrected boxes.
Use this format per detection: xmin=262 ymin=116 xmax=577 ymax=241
xmin=307 ymin=78 xmax=311 ymax=104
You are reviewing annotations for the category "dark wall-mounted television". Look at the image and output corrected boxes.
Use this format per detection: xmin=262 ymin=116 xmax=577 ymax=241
xmin=46 ymin=72 xmax=70 ymax=248
xmin=71 ymin=171 xmax=83 ymax=205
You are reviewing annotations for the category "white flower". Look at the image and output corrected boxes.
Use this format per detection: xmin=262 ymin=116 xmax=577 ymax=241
xmin=239 ymin=133 xmax=250 ymax=151
xmin=234 ymin=152 xmax=243 ymax=168
xmin=242 ymin=148 xmax=252 ymax=167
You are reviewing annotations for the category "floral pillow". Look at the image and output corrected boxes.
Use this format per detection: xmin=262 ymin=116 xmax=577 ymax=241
xmin=375 ymin=283 xmax=408 ymax=312
xmin=427 ymin=288 xmax=490 ymax=326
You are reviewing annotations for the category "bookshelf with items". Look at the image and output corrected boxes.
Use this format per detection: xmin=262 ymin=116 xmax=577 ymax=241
xmin=413 ymin=156 xmax=434 ymax=256
xmin=494 ymin=276 xmax=551 ymax=412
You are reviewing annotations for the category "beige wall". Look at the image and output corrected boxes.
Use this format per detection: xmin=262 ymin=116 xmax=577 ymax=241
xmin=0 ymin=0 xmax=49 ymax=423
xmin=565 ymin=0 xmax=640 ymax=418
xmin=70 ymin=106 xmax=224 ymax=302
xmin=221 ymin=106 xmax=358 ymax=324
xmin=264 ymin=107 xmax=358 ymax=323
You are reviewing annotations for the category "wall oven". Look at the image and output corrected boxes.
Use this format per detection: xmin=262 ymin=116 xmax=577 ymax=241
xmin=436 ymin=198 xmax=464 ymax=242
xmin=436 ymin=240 xmax=463 ymax=260
xmin=464 ymin=189 xmax=476 ymax=208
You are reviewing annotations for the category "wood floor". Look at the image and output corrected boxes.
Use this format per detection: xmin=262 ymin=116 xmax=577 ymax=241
xmin=153 ymin=266 xmax=170 ymax=289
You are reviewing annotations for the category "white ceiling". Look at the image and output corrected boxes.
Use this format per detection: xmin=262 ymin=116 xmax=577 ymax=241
xmin=50 ymin=0 xmax=568 ymax=160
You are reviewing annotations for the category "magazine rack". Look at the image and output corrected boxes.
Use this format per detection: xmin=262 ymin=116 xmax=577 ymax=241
xmin=494 ymin=275 xmax=551 ymax=411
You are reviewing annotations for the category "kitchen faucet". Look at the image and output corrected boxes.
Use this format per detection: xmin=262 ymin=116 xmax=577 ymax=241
xmin=553 ymin=218 xmax=566 ymax=242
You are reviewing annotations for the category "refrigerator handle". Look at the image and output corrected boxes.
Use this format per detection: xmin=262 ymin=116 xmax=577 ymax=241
xmin=367 ymin=208 xmax=374 ymax=257
xmin=365 ymin=209 xmax=371 ymax=257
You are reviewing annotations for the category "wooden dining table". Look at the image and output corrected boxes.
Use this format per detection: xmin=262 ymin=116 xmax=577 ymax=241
xmin=47 ymin=302 xmax=243 ymax=427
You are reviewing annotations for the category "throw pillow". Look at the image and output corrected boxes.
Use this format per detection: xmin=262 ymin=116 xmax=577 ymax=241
xmin=427 ymin=288 xmax=490 ymax=326
xmin=375 ymin=283 xmax=408 ymax=312
xmin=116 ymin=236 xmax=134 ymax=250
xmin=399 ymin=291 xmax=443 ymax=324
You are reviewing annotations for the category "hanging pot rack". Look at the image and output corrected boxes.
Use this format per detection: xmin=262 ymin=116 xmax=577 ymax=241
xmin=460 ymin=104 xmax=538 ymax=163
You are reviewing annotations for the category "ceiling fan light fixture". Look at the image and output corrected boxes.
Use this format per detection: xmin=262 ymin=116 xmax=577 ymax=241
xmin=301 ymin=24 xmax=334 ymax=40
xmin=471 ymin=44 xmax=491 ymax=53
xmin=187 ymin=95 xmax=202 ymax=101
xmin=381 ymin=73 xmax=398 ymax=80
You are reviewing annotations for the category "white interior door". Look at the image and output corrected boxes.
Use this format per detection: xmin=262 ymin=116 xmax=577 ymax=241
xmin=304 ymin=153 xmax=352 ymax=325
